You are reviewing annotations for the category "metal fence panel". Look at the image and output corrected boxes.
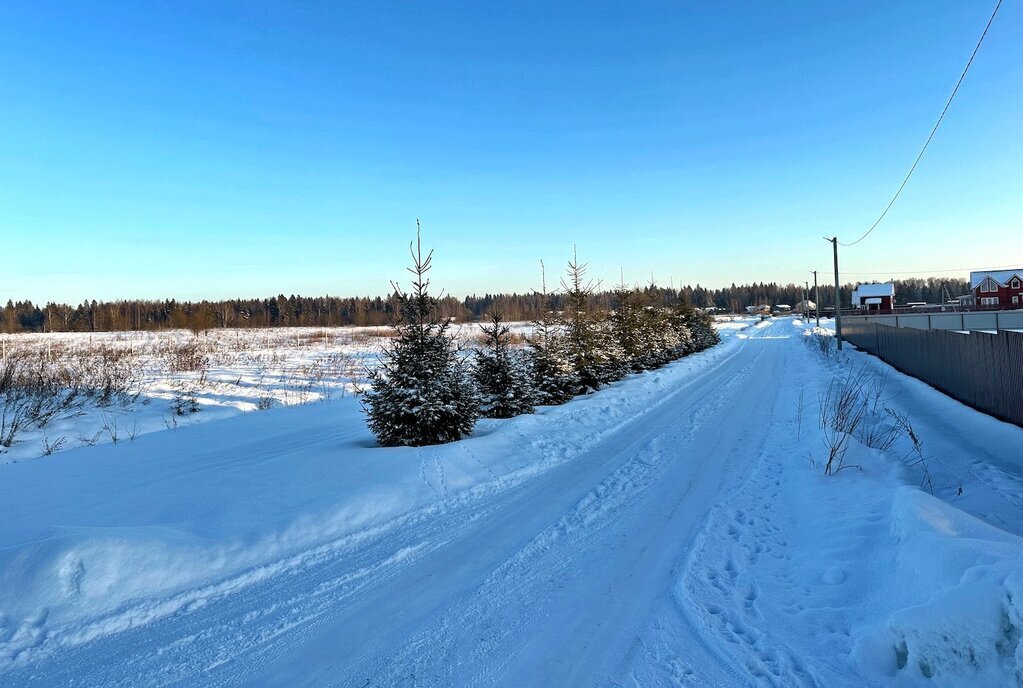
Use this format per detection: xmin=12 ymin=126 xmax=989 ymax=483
xmin=842 ymin=320 xmax=1023 ymax=427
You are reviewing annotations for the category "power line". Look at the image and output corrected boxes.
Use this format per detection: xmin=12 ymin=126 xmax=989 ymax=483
xmin=839 ymin=0 xmax=1003 ymax=247
xmin=837 ymin=262 xmax=1022 ymax=276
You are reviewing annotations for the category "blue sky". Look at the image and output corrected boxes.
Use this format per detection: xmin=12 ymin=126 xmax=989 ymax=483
xmin=2 ymin=1 xmax=1020 ymax=303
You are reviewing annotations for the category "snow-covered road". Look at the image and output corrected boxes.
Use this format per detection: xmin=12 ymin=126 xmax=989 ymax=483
xmin=4 ymin=317 xmax=1023 ymax=687
xmin=255 ymin=321 xmax=784 ymax=687
xmin=3 ymin=321 xmax=782 ymax=686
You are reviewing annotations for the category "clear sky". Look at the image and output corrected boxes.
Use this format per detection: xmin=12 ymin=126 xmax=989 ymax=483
xmin=2 ymin=1 xmax=1020 ymax=303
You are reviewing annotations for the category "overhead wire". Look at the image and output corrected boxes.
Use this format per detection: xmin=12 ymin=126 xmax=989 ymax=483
xmin=838 ymin=0 xmax=1004 ymax=247
xmin=834 ymin=262 xmax=1023 ymax=276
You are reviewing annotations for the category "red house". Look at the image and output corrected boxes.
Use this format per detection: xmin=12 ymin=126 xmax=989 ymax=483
xmin=851 ymin=282 xmax=895 ymax=312
xmin=971 ymin=269 xmax=1023 ymax=308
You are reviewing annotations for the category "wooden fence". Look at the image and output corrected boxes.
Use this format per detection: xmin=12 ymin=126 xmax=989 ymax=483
xmin=842 ymin=320 xmax=1023 ymax=428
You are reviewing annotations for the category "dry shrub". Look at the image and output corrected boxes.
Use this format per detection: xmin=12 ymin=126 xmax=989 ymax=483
xmin=0 ymin=341 xmax=143 ymax=449
xmin=470 ymin=330 xmax=528 ymax=347
xmin=819 ymin=368 xmax=870 ymax=475
xmin=817 ymin=365 xmax=933 ymax=491
xmin=167 ymin=341 xmax=209 ymax=373
xmin=804 ymin=330 xmax=837 ymax=360
xmin=362 ymin=327 xmax=400 ymax=339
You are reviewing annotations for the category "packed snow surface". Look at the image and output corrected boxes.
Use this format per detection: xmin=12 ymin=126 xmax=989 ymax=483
xmin=2 ymin=317 xmax=1022 ymax=686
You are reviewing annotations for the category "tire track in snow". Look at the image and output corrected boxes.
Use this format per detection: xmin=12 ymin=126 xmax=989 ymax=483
xmin=319 ymin=334 xmax=779 ymax=686
xmin=0 ymin=494 xmax=507 ymax=687
xmin=667 ymin=327 xmax=828 ymax=687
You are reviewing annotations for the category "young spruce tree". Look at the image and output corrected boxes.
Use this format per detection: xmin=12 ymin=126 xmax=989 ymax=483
xmin=362 ymin=223 xmax=479 ymax=446
xmin=635 ymin=306 xmax=671 ymax=368
xmin=560 ymin=250 xmax=609 ymax=393
xmin=678 ymin=295 xmax=720 ymax=351
xmin=610 ymin=275 xmax=650 ymax=372
xmin=638 ymin=281 xmax=676 ymax=368
xmin=525 ymin=261 xmax=578 ymax=405
xmin=473 ymin=312 xmax=535 ymax=418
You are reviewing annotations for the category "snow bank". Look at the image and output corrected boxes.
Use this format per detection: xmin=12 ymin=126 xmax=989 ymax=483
xmin=678 ymin=318 xmax=1023 ymax=687
xmin=852 ymin=488 xmax=1023 ymax=686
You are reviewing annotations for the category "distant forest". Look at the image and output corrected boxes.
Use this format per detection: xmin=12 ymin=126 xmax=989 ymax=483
xmin=2 ymin=277 xmax=969 ymax=334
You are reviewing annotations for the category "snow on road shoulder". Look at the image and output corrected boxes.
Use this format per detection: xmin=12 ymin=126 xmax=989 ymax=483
xmin=0 ymin=318 xmax=753 ymax=672
xmin=676 ymin=318 xmax=1023 ymax=687
xmin=852 ymin=487 xmax=1023 ymax=685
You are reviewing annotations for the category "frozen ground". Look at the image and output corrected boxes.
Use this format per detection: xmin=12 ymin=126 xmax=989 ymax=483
xmin=1 ymin=317 xmax=1022 ymax=686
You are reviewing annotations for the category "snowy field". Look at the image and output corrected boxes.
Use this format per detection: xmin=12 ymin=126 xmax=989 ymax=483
xmin=0 ymin=323 xmax=529 ymax=464
xmin=2 ymin=316 xmax=1022 ymax=686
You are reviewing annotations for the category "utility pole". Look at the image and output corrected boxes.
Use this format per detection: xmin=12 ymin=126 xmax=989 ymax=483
xmin=943 ymin=283 xmax=958 ymax=312
xmin=813 ymin=270 xmax=820 ymax=329
xmin=824 ymin=237 xmax=843 ymax=349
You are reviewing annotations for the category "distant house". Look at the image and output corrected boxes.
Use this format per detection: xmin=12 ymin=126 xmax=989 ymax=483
xmin=851 ymin=283 xmax=895 ymax=312
xmin=970 ymin=268 xmax=1023 ymax=308
xmin=794 ymin=299 xmax=816 ymax=313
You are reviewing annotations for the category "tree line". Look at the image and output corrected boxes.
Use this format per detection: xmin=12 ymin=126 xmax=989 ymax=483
xmin=363 ymin=232 xmax=720 ymax=447
xmin=1 ymin=277 xmax=970 ymax=334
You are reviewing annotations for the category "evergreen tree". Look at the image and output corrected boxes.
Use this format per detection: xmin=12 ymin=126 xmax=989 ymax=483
xmin=665 ymin=301 xmax=697 ymax=359
xmin=593 ymin=318 xmax=629 ymax=384
xmin=638 ymin=303 xmax=675 ymax=368
xmin=362 ymin=223 xmax=479 ymax=447
xmin=525 ymin=262 xmax=578 ymax=405
xmin=673 ymin=296 xmax=720 ymax=352
xmin=560 ymin=250 xmax=611 ymax=393
xmin=473 ymin=312 xmax=535 ymax=418
xmin=610 ymin=277 xmax=650 ymax=371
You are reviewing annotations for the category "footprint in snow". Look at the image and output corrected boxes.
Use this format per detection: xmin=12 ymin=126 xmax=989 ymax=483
xmin=60 ymin=554 xmax=86 ymax=599
xmin=821 ymin=567 xmax=846 ymax=585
